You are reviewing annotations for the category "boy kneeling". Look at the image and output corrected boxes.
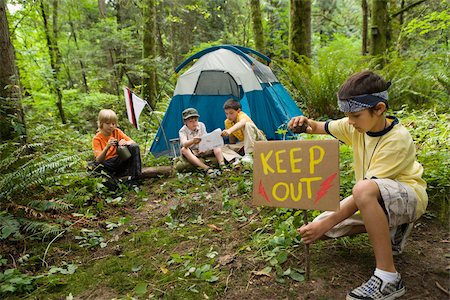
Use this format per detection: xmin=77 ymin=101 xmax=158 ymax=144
xmin=289 ymin=71 xmax=427 ymax=300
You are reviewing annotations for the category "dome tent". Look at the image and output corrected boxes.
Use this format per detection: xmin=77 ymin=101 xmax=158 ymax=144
xmin=150 ymin=45 xmax=303 ymax=157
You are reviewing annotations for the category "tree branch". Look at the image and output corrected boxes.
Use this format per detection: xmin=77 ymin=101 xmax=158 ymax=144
xmin=391 ymin=0 xmax=426 ymax=19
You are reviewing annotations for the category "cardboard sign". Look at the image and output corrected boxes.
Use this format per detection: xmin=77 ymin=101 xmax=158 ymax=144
xmin=252 ymin=140 xmax=340 ymax=211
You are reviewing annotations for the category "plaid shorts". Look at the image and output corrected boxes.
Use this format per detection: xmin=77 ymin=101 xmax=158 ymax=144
xmin=372 ymin=179 xmax=417 ymax=227
xmin=314 ymin=179 xmax=417 ymax=238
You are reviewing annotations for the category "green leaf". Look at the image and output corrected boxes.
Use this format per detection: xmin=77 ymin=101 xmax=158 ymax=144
xmin=289 ymin=271 xmax=305 ymax=282
xmin=132 ymin=265 xmax=143 ymax=272
xmin=276 ymin=251 xmax=288 ymax=264
xmin=206 ymin=275 xmax=219 ymax=282
xmin=134 ymin=282 xmax=148 ymax=295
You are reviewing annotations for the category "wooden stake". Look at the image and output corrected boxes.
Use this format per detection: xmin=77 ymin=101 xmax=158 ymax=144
xmin=303 ymin=210 xmax=310 ymax=281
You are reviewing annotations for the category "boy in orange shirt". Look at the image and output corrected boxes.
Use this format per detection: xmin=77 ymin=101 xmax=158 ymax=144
xmin=92 ymin=109 xmax=142 ymax=184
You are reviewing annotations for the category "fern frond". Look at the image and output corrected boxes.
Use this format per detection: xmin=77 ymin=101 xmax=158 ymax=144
xmin=0 ymin=153 xmax=83 ymax=199
xmin=21 ymin=219 xmax=63 ymax=240
xmin=0 ymin=210 xmax=22 ymax=239
xmin=29 ymin=199 xmax=73 ymax=212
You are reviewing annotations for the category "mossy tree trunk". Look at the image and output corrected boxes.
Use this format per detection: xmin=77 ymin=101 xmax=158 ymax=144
xmin=40 ymin=0 xmax=66 ymax=124
xmin=0 ymin=0 xmax=27 ymax=142
xmin=369 ymin=0 xmax=388 ymax=57
xmin=98 ymin=0 xmax=107 ymax=18
xmin=362 ymin=0 xmax=368 ymax=55
xmin=250 ymin=0 xmax=265 ymax=55
xmin=142 ymin=0 xmax=157 ymax=109
xmin=289 ymin=0 xmax=311 ymax=63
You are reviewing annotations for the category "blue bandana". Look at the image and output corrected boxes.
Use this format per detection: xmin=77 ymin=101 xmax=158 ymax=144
xmin=338 ymin=90 xmax=389 ymax=113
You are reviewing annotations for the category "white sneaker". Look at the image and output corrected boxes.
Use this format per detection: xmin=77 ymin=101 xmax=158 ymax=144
xmin=347 ymin=274 xmax=405 ymax=300
xmin=241 ymin=154 xmax=253 ymax=164
xmin=231 ymin=158 xmax=241 ymax=166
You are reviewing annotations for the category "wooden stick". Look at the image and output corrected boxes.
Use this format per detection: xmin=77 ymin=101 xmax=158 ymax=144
xmin=303 ymin=210 xmax=310 ymax=281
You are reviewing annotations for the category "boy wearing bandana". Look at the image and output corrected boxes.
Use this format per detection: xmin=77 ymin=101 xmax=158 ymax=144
xmin=288 ymin=71 xmax=427 ymax=300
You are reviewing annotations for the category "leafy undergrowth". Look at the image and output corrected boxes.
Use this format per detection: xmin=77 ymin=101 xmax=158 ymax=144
xmin=1 ymin=165 xmax=449 ymax=300
xmin=1 ymin=108 xmax=448 ymax=299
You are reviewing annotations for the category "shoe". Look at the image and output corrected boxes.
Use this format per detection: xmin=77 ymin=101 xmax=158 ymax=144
xmin=241 ymin=154 xmax=253 ymax=164
xmin=390 ymin=223 xmax=414 ymax=255
xmin=205 ymin=168 xmax=220 ymax=177
xmin=347 ymin=275 xmax=405 ymax=300
xmin=219 ymin=163 xmax=231 ymax=172
xmin=231 ymin=158 xmax=241 ymax=166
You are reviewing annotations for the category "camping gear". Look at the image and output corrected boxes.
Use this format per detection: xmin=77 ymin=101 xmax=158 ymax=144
xmin=117 ymin=145 xmax=132 ymax=160
xmin=150 ymin=45 xmax=303 ymax=157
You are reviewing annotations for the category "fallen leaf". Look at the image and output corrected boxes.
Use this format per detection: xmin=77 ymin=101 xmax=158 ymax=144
xmin=218 ymin=254 xmax=235 ymax=266
xmin=251 ymin=266 xmax=272 ymax=277
xmin=160 ymin=266 xmax=169 ymax=274
xmin=207 ymin=224 xmax=223 ymax=232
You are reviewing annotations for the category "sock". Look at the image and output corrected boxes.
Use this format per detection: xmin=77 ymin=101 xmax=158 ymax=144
xmin=374 ymin=268 xmax=399 ymax=289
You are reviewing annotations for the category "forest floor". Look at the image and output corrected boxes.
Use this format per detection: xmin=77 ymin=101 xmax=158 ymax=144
xmin=2 ymin=167 xmax=449 ymax=300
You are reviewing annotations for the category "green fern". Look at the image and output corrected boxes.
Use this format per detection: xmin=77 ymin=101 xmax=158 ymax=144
xmin=21 ymin=219 xmax=63 ymax=240
xmin=0 ymin=153 xmax=84 ymax=200
xmin=28 ymin=199 xmax=73 ymax=212
xmin=0 ymin=211 xmax=22 ymax=239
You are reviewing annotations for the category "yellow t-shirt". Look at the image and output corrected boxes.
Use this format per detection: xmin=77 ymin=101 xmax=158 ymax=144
xmin=325 ymin=116 xmax=428 ymax=219
xmin=92 ymin=128 xmax=131 ymax=161
xmin=224 ymin=111 xmax=254 ymax=142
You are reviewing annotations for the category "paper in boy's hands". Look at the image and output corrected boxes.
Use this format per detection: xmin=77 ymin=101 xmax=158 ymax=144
xmin=198 ymin=128 xmax=224 ymax=152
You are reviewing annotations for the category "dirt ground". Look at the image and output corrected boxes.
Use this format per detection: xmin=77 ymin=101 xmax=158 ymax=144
xmin=136 ymin=176 xmax=450 ymax=300
xmin=1 ymin=175 xmax=449 ymax=300
xmin=218 ymin=217 xmax=449 ymax=299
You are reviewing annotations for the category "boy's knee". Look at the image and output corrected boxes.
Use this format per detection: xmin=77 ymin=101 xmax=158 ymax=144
xmin=244 ymin=122 xmax=255 ymax=130
xmin=352 ymin=180 xmax=380 ymax=202
xmin=128 ymin=143 xmax=140 ymax=153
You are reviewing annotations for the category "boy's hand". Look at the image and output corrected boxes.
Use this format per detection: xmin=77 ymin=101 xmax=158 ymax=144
xmin=107 ymin=138 xmax=118 ymax=147
xmin=118 ymin=139 xmax=128 ymax=146
xmin=221 ymin=129 xmax=230 ymax=137
xmin=288 ymin=116 xmax=310 ymax=133
xmin=297 ymin=221 xmax=327 ymax=245
xmin=192 ymin=137 xmax=201 ymax=144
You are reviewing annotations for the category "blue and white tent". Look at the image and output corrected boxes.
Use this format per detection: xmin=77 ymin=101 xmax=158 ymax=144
xmin=150 ymin=45 xmax=303 ymax=156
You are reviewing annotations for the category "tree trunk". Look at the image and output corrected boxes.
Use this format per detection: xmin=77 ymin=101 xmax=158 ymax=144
xmin=98 ymin=0 xmax=107 ymax=18
xmin=289 ymin=0 xmax=311 ymax=62
xmin=68 ymin=16 xmax=89 ymax=92
xmin=250 ymin=0 xmax=265 ymax=54
xmin=0 ymin=0 xmax=27 ymax=142
xmin=362 ymin=0 xmax=368 ymax=55
xmin=155 ymin=3 xmax=165 ymax=58
xmin=142 ymin=0 xmax=157 ymax=109
xmin=40 ymin=0 xmax=66 ymax=124
xmin=370 ymin=0 xmax=389 ymax=57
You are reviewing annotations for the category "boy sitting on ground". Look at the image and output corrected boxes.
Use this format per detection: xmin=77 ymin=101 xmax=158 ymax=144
xmin=220 ymin=98 xmax=266 ymax=164
xmin=179 ymin=108 xmax=228 ymax=177
xmin=288 ymin=71 xmax=427 ymax=300
xmin=92 ymin=109 xmax=142 ymax=186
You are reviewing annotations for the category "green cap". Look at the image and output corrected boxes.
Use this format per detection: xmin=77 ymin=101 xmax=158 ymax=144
xmin=182 ymin=108 xmax=199 ymax=120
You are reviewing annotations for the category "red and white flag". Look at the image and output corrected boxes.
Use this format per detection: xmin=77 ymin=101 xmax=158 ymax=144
xmin=123 ymin=87 xmax=147 ymax=130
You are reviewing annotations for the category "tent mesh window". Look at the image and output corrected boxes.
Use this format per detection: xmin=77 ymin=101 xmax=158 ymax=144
xmin=194 ymin=70 xmax=240 ymax=98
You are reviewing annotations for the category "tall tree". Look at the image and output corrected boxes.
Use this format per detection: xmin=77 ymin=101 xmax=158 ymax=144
xmin=68 ymin=14 xmax=89 ymax=92
xmin=98 ymin=0 xmax=107 ymax=17
xmin=362 ymin=0 xmax=368 ymax=55
xmin=369 ymin=0 xmax=388 ymax=56
xmin=0 ymin=0 xmax=26 ymax=142
xmin=40 ymin=0 xmax=66 ymax=124
xmin=250 ymin=0 xmax=265 ymax=54
xmin=289 ymin=0 xmax=311 ymax=62
xmin=142 ymin=0 xmax=157 ymax=109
